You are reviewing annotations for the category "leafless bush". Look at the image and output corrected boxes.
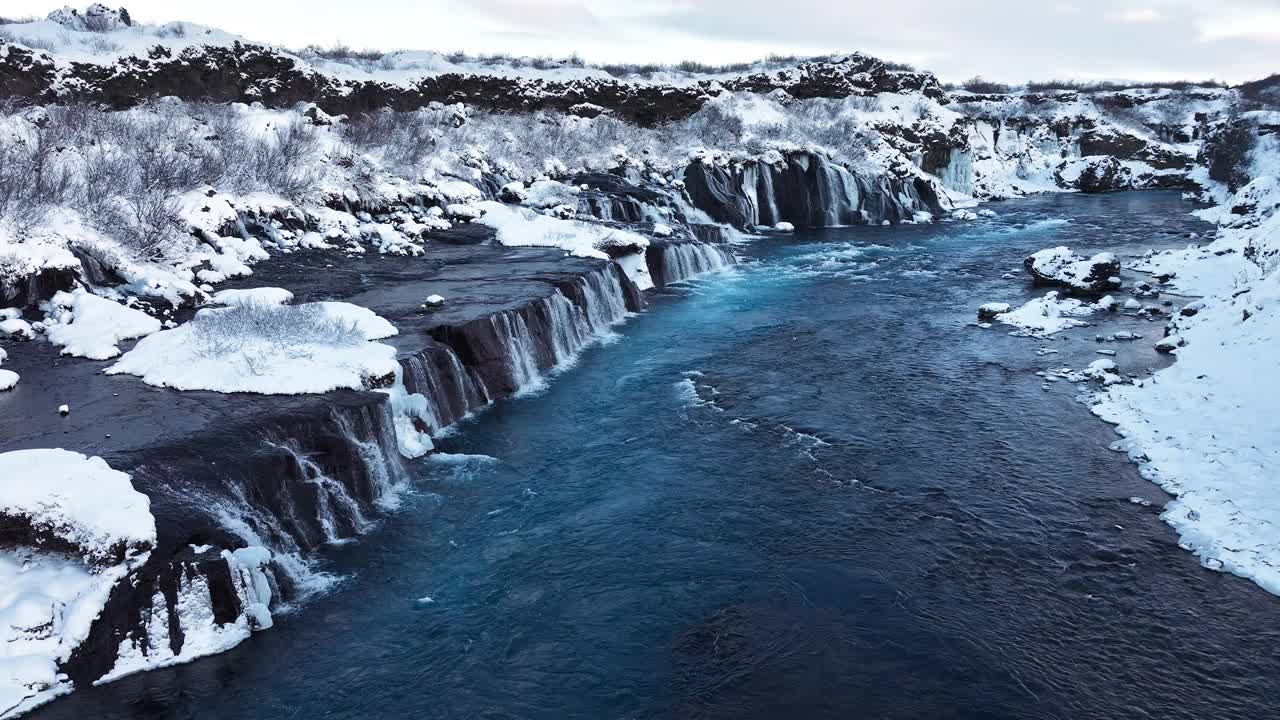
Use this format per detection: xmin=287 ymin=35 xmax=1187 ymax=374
xmin=344 ymin=109 xmax=453 ymax=172
xmin=83 ymin=35 xmax=121 ymax=53
xmin=155 ymin=22 xmax=187 ymax=39
xmin=191 ymin=302 xmax=365 ymax=359
xmin=0 ymin=28 xmax=58 ymax=51
xmin=94 ymin=192 xmax=189 ymax=263
xmin=955 ymin=76 xmax=1012 ymax=94
xmin=1026 ymin=78 xmax=1226 ymax=93
xmin=296 ymin=43 xmax=388 ymax=68
xmin=254 ymin=120 xmax=321 ymax=199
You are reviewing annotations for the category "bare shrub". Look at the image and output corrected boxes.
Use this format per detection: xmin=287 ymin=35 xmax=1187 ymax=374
xmin=254 ymin=120 xmax=321 ymax=199
xmin=155 ymin=22 xmax=187 ymax=39
xmin=83 ymin=35 xmax=121 ymax=53
xmin=957 ymin=76 xmax=1012 ymax=94
xmin=95 ymin=192 xmax=188 ymax=263
xmin=191 ymin=302 xmax=365 ymax=359
xmin=0 ymin=28 xmax=58 ymax=51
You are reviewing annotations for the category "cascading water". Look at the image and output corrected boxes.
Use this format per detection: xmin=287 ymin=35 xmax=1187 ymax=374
xmin=271 ymin=438 xmax=372 ymax=543
xmin=579 ymin=266 xmax=631 ymax=334
xmin=332 ymin=404 xmax=411 ymax=509
xmin=493 ymin=310 xmax=544 ymax=394
xmin=648 ymin=242 xmax=737 ymax=287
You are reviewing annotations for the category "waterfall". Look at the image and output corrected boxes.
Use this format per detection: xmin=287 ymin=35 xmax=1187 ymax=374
xmin=422 ymin=262 xmax=636 ymax=407
xmin=648 ymin=242 xmax=737 ymax=287
xmin=492 ymin=310 xmax=544 ymax=394
xmin=182 ymin=402 xmax=409 ymax=600
xmin=332 ymin=404 xmax=411 ymax=509
xmin=401 ymin=345 xmax=488 ymax=433
xmin=579 ymin=265 xmax=632 ymax=334
xmin=271 ymin=437 xmax=373 ymax=544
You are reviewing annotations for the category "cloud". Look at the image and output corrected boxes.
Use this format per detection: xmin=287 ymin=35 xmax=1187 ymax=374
xmin=1198 ymin=8 xmax=1280 ymax=41
xmin=3 ymin=0 xmax=1277 ymax=84
xmin=1112 ymin=8 xmax=1161 ymax=23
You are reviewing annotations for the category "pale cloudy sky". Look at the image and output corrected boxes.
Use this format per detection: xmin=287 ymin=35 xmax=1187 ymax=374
xmin=9 ymin=1 xmax=1280 ymax=83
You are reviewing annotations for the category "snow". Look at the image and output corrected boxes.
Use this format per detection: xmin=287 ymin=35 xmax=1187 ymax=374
xmin=210 ymin=287 xmax=294 ymax=307
xmin=0 ymin=348 xmax=15 ymax=391
xmin=476 ymin=202 xmax=649 ymax=260
xmin=106 ymin=302 xmax=400 ymax=394
xmin=615 ymin=252 xmax=653 ymax=291
xmin=0 ymin=320 xmax=34 ymax=341
xmin=977 ymin=302 xmax=1011 ymax=319
xmin=1091 ymin=178 xmax=1280 ymax=596
xmin=996 ymin=291 xmax=1100 ymax=336
xmin=0 ymin=450 xmax=155 ymax=716
xmin=707 ymin=92 xmax=789 ymax=128
xmin=0 ymin=449 xmax=155 ymax=564
xmin=425 ymin=294 xmax=445 ymax=306
xmin=774 ymin=222 xmax=796 ymax=233
xmin=41 ymin=290 xmax=161 ymax=360
xmin=318 ymin=302 xmax=398 ymax=340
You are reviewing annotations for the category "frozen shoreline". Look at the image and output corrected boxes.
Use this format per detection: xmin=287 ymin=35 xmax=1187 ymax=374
xmin=1089 ymin=177 xmax=1280 ymax=596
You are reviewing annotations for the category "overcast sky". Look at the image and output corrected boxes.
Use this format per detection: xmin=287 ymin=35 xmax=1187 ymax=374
xmin=10 ymin=1 xmax=1280 ymax=83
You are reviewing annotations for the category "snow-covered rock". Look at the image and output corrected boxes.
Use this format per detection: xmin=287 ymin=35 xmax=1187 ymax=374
xmin=498 ymin=182 xmax=528 ymax=204
xmin=476 ymin=202 xmax=648 ymax=260
xmin=210 ymin=287 xmax=294 ymax=307
xmin=996 ymin=291 xmax=1100 ymax=337
xmin=42 ymin=290 xmax=161 ymax=360
xmin=977 ymin=302 xmax=1011 ymax=320
xmin=0 ymin=449 xmax=156 ymax=716
xmin=1024 ymin=247 xmax=1122 ymax=293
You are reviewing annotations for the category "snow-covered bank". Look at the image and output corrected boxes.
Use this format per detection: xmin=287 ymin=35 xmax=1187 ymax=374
xmin=0 ymin=450 xmax=154 ymax=718
xmin=1091 ymin=179 xmax=1280 ymax=595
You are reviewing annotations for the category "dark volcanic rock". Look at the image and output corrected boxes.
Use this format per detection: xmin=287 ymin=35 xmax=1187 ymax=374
xmin=0 ymin=42 xmax=941 ymax=125
xmin=682 ymin=152 xmax=941 ymax=230
xmin=1059 ymin=156 xmax=1134 ymax=193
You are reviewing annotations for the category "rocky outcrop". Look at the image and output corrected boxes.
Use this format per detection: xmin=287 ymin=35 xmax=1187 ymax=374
xmin=0 ymin=42 xmax=940 ymax=126
xmin=1056 ymin=156 xmax=1134 ymax=193
xmin=681 ymin=152 xmax=943 ymax=230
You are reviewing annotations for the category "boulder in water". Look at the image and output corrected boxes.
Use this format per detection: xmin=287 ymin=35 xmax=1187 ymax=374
xmin=977 ymin=302 xmax=1011 ymax=320
xmin=1024 ymin=246 xmax=1122 ymax=293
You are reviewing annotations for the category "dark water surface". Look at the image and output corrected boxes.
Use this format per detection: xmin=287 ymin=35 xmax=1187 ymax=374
xmin=40 ymin=192 xmax=1280 ymax=719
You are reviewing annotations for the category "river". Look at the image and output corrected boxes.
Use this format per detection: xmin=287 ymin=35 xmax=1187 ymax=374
xmin=37 ymin=191 xmax=1280 ymax=720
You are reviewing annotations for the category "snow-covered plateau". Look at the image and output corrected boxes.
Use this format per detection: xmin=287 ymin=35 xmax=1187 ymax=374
xmin=1 ymin=3 xmax=1279 ymax=716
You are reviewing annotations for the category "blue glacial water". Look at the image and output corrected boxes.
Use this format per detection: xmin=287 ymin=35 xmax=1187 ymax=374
xmin=40 ymin=191 xmax=1280 ymax=719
